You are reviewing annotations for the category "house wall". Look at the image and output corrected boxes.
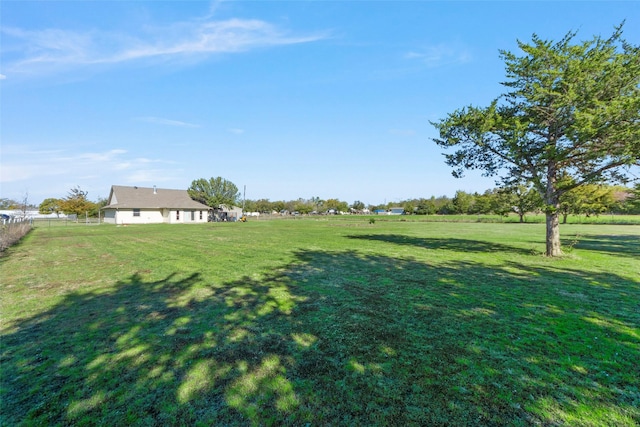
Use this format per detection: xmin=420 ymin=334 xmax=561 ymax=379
xmin=103 ymin=209 xmax=117 ymax=224
xmin=191 ymin=209 xmax=208 ymax=223
xmin=114 ymin=209 xmax=165 ymax=224
xmin=172 ymin=209 xmax=208 ymax=224
xmin=103 ymin=208 xmax=208 ymax=224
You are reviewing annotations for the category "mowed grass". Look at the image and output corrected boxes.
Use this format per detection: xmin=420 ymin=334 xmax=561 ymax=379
xmin=1 ymin=218 xmax=638 ymax=426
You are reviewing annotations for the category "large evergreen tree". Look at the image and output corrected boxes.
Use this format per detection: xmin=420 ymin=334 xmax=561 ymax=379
xmin=432 ymin=25 xmax=639 ymax=256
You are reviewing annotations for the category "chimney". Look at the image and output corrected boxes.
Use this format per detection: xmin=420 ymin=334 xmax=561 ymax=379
xmin=153 ymin=185 xmax=157 ymax=195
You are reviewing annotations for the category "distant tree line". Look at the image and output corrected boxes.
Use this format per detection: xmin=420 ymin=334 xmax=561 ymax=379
xmin=240 ymin=183 xmax=640 ymax=221
xmin=391 ymin=184 xmax=640 ymax=222
xmin=29 ymin=181 xmax=640 ymax=221
xmin=242 ymin=197 xmax=351 ymax=215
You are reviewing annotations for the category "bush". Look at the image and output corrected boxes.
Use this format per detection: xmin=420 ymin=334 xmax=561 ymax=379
xmin=0 ymin=222 xmax=32 ymax=253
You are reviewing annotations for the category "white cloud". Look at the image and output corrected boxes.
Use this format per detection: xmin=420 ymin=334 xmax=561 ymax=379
xmin=77 ymin=149 xmax=129 ymax=162
xmin=0 ymin=164 xmax=46 ymax=183
xmin=0 ymin=144 xmax=185 ymax=201
xmin=125 ymin=169 xmax=178 ymax=184
xmin=114 ymin=162 xmax=132 ymax=170
xmin=106 ymin=156 xmax=172 ymax=172
xmin=405 ymin=43 xmax=471 ymax=68
xmin=228 ymin=128 xmax=245 ymax=134
xmin=0 ymin=147 xmax=130 ymax=183
xmin=135 ymin=116 xmax=200 ymax=128
xmin=2 ymin=14 xmax=327 ymax=76
xmin=135 ymin=157 xmax=158 ymax=164
xmin=201 ymin=0 xmax=229 ymax=20
xmin=0 ymin=74 xmax=6 ymax=80
xmin=0 ymin=146 xmax=174 ymax=186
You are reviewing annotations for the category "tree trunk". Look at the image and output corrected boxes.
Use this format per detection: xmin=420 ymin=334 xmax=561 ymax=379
xmin=545 ymin=210 xmax=562 ymax=256
xmin=545 ymin=162 xmax=562 ymax=256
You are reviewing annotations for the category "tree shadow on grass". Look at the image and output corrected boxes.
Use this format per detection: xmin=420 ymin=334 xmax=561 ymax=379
xmin=563 ymin=234 xmax=640 ymax=258
xmin=1 ymin=251 xmax=638 ymax=425
xmin=347 ymin=234 xmax=535 ymax=255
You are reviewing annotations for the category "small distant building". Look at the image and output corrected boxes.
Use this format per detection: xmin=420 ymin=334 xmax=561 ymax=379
xmin=374 ymin=208 xmax=405 ymax=215
xmin=0 ymin=209 xmax=69 ymax=220
xmin=102 ymin=185 xmax=210 ymax=225
xmin=388 ymin=207 xmax=405 ymax=215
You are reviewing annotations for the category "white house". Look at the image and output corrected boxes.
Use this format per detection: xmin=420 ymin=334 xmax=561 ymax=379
xmin=102 ymin=185 xmax=210 ymax=225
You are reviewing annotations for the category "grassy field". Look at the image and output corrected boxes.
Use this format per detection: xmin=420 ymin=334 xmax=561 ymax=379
xmin=1 ymin=218 xmax=639 ymax=426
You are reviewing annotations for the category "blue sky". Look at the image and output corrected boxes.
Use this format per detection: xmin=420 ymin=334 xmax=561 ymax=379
xmin=2 ymin=1 xmax=638 ymax=206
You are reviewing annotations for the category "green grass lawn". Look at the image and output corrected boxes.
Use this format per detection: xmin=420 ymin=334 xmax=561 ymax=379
xmin=1 ymin=219 xmax=639 ymax=426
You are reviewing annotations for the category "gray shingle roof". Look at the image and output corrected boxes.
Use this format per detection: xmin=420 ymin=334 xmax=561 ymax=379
xmin=103 ymin=185 xmax=210 ymax=210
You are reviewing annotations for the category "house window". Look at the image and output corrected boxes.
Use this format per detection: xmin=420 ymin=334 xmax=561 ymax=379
xmin=133 ymin=208 xmax=140 ymax=217
xmin=199 ymin=211 xmax=203 ymax=220
xmin=191 ymin=210 xmax=195 ymax=221
xmin=176 ymin=210 xmax=180 ymax=220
